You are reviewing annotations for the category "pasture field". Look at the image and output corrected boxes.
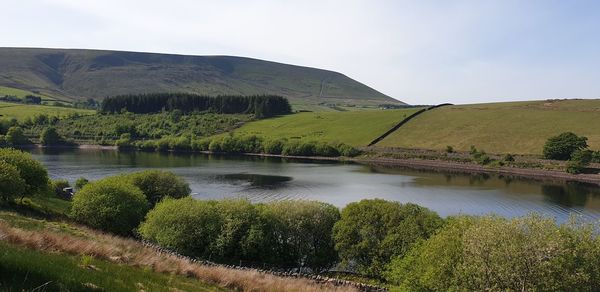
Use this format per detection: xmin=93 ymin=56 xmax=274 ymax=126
xmin=0 ymin=85 xmax=56 ymax=101
xmin=228 ymin=108 xmax=423 ymax=146
xmin=0 ymin=101 xmax=95 ymax=121
xmin=378 ymin=99 xmax=600 ymax=154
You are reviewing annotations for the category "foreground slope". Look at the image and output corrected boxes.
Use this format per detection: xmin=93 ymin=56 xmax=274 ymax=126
xmin=378 ymin=99 xmax=600 ymax=154
xmin=0 ymin=47 xmax=401 ymax=110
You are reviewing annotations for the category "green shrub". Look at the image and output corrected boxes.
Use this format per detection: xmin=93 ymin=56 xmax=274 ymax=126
xmin=314 ymin=142 xmax=340 ymax=157
xmin=333 ymin=199 xmax=443 ymax=277
xmin=0 ymin=135 xmax=7 ymax=147
xmin=115 ymin=133 xmax=133 ymax=149
xmin=0 ymin=160 xmax=26 ymax=201
xmin=386 ymin=215 xmax=600 ymax=291
xmin=40 ymin=127 xmax=65 ymax=146
xmin=567 ymin=149 xmax=593 ymax=174
xmin=155 ymin=138 xmax=170 ymax=152
xmin=136 ymin=140 xmax=156 ymax=151
xmin=50 ymin=179 xmax=71 ymax=198
xmin=208 ymin=137 xmax=223 ymax=152
xmin=503 ymin=153 xmax=515 ymax=162
xmin=139 ymin=197 xmax=222 ymax=257
xmin=191 ymin=138 xmax=211 ymax=151
xmin=0 ymin=148 xmax=49 ymax=195
xmin=543 ymin=132 xmax=588 ymax=160
xmin=5 ymin=127 xmax=30 ymax=145
xmin=74 ymin=177 xmax=89 ymax=190
xmin=261 ymin=200 xmax=341 ymax=272
xmin=336 ymin=143 xmax=361 ymax=157
xmin=125 ymin=170 xmax=190 ymax=205
xmin=592 ymin=151 xmax=600 ymax=163
xmin=168 ymin=136 xmax=191 ymax=151
xmin=445 ymin=145 xmax=454 ymax=153
xmin=263 ymin=139 xmax=285 ymax=154
xmin=70 ymin=178 xmax=148 ymax=235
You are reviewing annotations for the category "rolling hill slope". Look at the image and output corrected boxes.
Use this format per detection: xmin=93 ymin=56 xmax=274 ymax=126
xmin=0 ymin=47 xmax=402 ymax=110
xmin=377 ymin=99 xmax=600 ymax=154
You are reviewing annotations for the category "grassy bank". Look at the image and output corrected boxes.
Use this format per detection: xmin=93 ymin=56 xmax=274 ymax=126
xmin=378 ymin=99 xmax=600 ymax=154
xmin=227 ymin=108 xmax=422 ymax=146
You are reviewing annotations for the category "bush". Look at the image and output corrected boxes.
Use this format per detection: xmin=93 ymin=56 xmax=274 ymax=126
xmin=136 ymin=140 xmax=156 ymax=151
xmin=40 ymin=127 xmax=64 ymax=146
xmin=593 ymin=151 xmax=600 ymax=163
xmin=125 ymin=170 xmax=190 ymax=205
xmin=543 ymin=132 xmax=588 ymax=160
xmin=139 ymin=197 xmax=222 ymax=257
xmin=191 ymin=138 xmax=211 ymax=151
xmin=168 ymin=136 xmax=191 ymax=151
xmin=261 ymin=200 xmax=340 ymax=272
xmin=336 ymin=143 xmax=361 ymax=157
xmin=5 ymin=127 xmax=30 ymax=145
xmin=51 ymin=179 xmax=71 ymax=199
xmin=566 ymin=149 xmax=593 ymax=174
xmin=386 ymin=215 xmax=600 ymax=291
xmin=333 ymin=199 xmax=443 ymax=277
xmin=263 ymin=139 xmax=285 ymax=154
xmin=70 ymin=178 xmax=148 ymax=235
xmin=314 ymin=142 xmax=340 ymax=157
xmin=0 ymin=148 xmax=49 ymax=195
xmin=115 ymin=133 xmax=133 ymax=149
xmin=445 ymin=145 xmax=454 ymax=153
xmin=74 ymin=177 xmax=89 ymax=190
xmin=0 ymin=160 xmax=27 ymax=201
xmin=155 ymin=137 xmax=170 ymax=152
xmin=503 ymin=153 xmax=515 ymax=162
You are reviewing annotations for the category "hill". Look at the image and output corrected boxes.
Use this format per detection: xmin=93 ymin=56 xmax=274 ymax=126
xmin=227 ymin=108 xmax=422 ymax=146
xmin=377 ymin=99 xmax=600 ymax=154
xmin=0 ymin=47 xmax=402 ymax=111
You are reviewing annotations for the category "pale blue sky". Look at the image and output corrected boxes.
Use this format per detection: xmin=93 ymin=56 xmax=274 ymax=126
xmin=2 ymin=0 xmax=599 ymax=104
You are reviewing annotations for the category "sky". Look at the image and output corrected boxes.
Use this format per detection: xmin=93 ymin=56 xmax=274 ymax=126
xmin=2 ymin=0 xmax=600 ymax=104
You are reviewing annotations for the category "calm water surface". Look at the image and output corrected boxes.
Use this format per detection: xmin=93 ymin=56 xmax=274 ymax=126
xmin=29 ymin=148 xmax=600 ymax=223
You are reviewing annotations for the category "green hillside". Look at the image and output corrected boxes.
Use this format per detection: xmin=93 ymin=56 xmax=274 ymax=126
xmin=0 ymin=47 xmax=402 ymax=111
xmin=0 ymin=101 xmax=94 ymax=121
xmin=378 ymin=99 xmax=600 ymax=154
xmin=228 ymin=108 xmax=422 ymax=146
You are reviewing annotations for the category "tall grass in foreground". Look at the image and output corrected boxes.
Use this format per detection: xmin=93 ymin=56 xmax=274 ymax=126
xmin=0 ymin=221 xmax=356 ymax=292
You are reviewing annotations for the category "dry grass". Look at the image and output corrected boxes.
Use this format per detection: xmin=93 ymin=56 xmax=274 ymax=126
xmin=0 ymin=221 xmax=356 ymax=292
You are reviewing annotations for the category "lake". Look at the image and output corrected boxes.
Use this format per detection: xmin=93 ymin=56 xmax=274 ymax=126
xmin=29 ymin=148 xmax=600 ymax=223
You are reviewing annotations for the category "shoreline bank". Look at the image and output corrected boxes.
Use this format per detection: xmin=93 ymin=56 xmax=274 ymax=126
xmin=28 ymin=143 xmax=600 ymax=186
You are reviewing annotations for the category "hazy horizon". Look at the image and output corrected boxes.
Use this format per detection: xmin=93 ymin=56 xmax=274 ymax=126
xmin=3 ymin=0 xmax=600 ymax=104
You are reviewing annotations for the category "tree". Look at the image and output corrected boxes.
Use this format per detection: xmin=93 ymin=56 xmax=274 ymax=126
xmin=0 ymin=148 xmax=49 ymax=195
xmin=40 ymin=127 xmax=64 ymax=146
xmin=5 ymin=126 xmax=30 ymax=145
xmin=566 ymin=149 xmax=593 ymax=174
xmin=70 ymin=178 xmax=148 ymax=235
xmin=125 ymin=170 xmax=190 ymax=206
xmin=333 ymin=199 xmax=443 ymax=278
xmin=543 ymin=132 xmax=588 ymax=160
xmin=386 ymin=215 xmax=600 ymax=291
xmin=0 ymin=161 xmax=27 ymax=201
xmin=261 ymin=200 xmax=341 ymax=272
xmin=50 ymin=179 xmax=71 ymax=199
xmin=138 ymin=197 xmax=222 ymax=257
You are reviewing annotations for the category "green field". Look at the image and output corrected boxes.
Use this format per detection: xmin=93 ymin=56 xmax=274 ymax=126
xmin=229 ymin=108 xmax=422 ymax=146
xmin=378 ymin=99 xmax=600 ymax=154
xmin=0 ymin=101 xmax=95 ymax=121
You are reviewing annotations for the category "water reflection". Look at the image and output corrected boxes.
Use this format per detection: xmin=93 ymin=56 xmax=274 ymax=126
xmin=27 ymin=148 xmax=600 ymax=222
xmin=217 ymin=173 xmax=293 ymax=188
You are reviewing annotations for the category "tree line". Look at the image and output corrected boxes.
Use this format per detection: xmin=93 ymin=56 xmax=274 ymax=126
xmin=100 ymin=93 xmax=292 ymax=118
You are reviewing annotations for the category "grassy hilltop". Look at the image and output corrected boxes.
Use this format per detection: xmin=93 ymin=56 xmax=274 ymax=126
xmin=377 ymin=99 xmax=600 ymax=154
xmin=0 ymin=47 xmax=402 ymax=111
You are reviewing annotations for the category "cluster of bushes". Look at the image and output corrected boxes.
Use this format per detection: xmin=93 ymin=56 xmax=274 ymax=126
xmin=140 ymin=198 xmax=340 ymax=271
xmin=117 ymin=134 xmax=361 ymax=157
xmin=70 ymin=170 xmax=191 ymax=235
xmin=100 ymin=93 xmax=292 ymax=118
xmin=0 ymin=148 xmax=49 ymax=201
xmin=23 ymin=112 xmax=250 ymax=144
xmin=0 ymin=94 xmax=42 ymax=104
xmin=543 ymin=132 xmax=600 ymax=173
xmin=386 ymin=215 xmax=600 ymax=291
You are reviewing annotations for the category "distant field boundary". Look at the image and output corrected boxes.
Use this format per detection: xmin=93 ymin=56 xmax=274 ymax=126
xmin=367 ymin=103 xmax=453 ymax=146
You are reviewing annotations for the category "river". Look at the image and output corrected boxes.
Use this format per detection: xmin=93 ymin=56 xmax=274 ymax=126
xmin=29 ymin=148 xmax=600 ymax=223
